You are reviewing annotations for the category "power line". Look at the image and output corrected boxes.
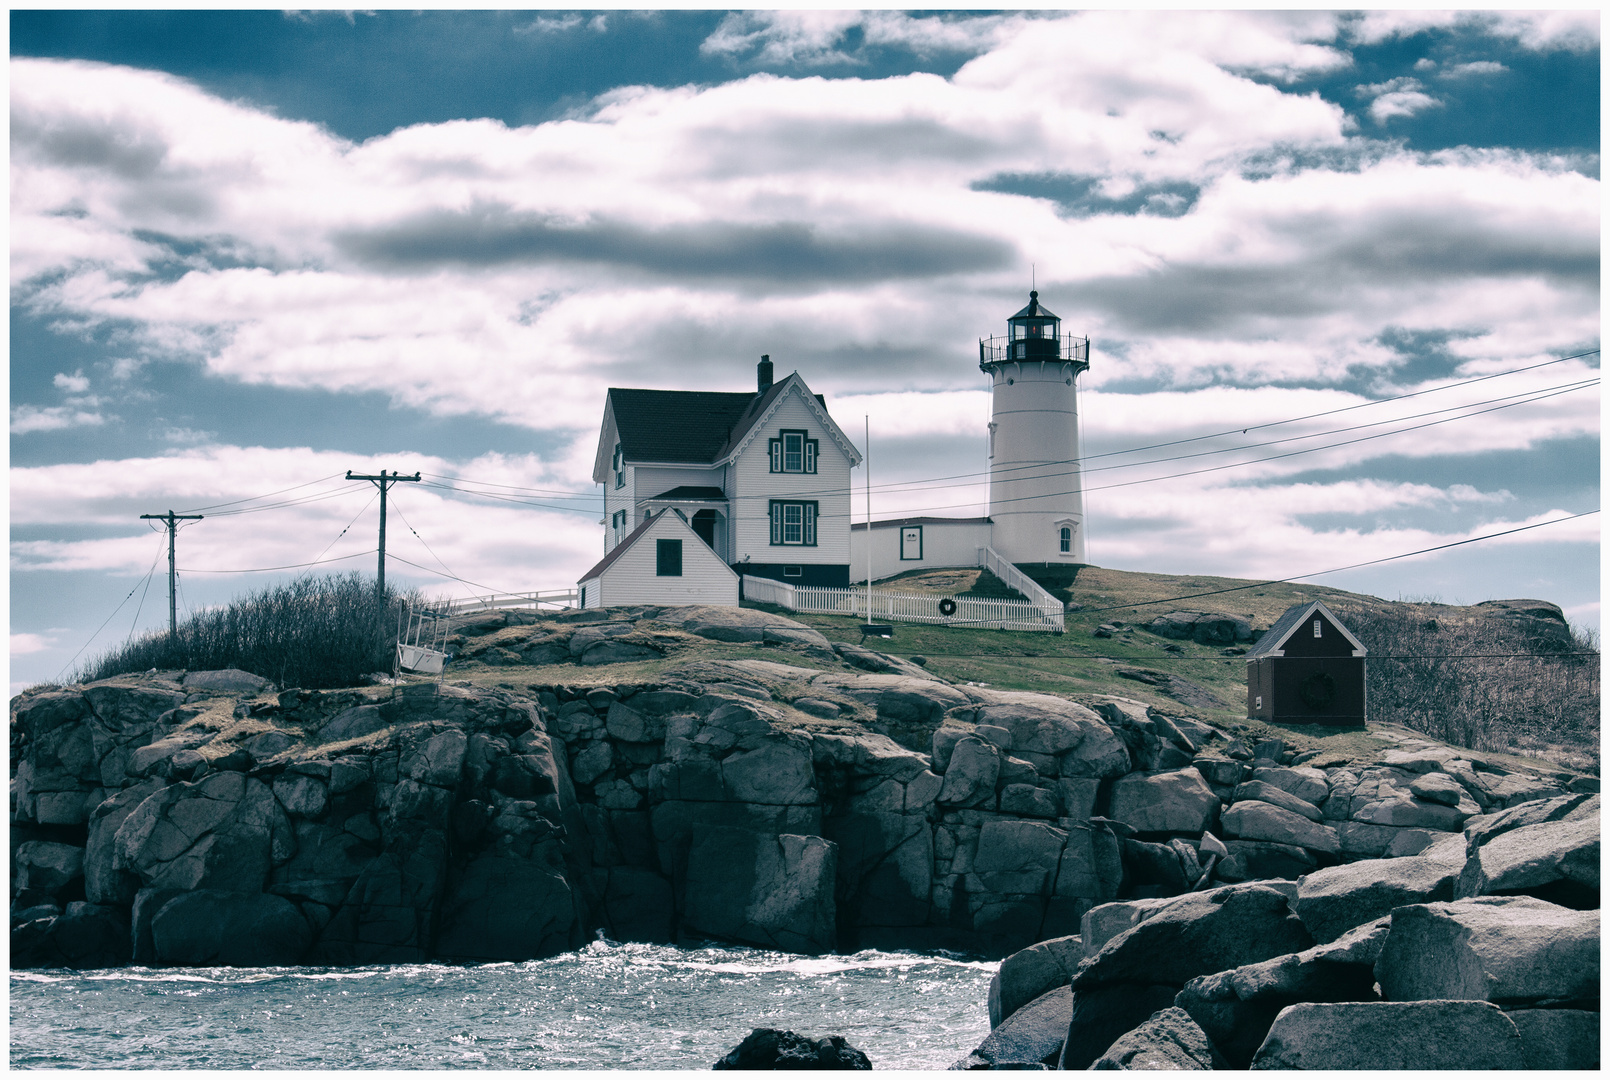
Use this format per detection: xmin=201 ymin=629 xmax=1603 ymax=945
xmin=1063 ymin=510 xmax=1601 ymax=617
xmin=385 ymin=552 xmax=518 ymax=596
xmin=56 ymin=538 xmax=168 ymax=680
xmin=798 ymin=349 xmax=1608 ymax=498
xmin=181 ymin=549 xmax=378 ymax=574
xmin=296 ymin=489 xmax=380 ymax=583
xmin=175 ymin=473 xmax=346 ymax=514
xmin=387 ymin=491 xmax=464 ymax=585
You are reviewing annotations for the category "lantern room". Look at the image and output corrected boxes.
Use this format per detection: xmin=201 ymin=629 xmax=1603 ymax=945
xmin=980 ymin=290 xmax=1090 ymax=370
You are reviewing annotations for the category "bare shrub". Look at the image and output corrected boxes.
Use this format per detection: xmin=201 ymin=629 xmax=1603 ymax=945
xmin=1338 ymin=602 xmax=1600 ymax=773
xmin=74 ymin=573 xmax=423 ymax=690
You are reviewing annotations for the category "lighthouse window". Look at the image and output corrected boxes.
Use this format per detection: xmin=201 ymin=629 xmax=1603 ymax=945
xmin=769 ymin=501 xmax=817 ymax=545
xmin=768 ymin=430 xmax=817 ymax=474
xmin=1060 ymin=527 xmax=1071 ymax=553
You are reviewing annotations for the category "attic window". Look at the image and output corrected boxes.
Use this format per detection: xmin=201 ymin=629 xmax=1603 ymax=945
xmin=613 ymin=443 xmax=624 ymax=489
xmin=769 ymin=430 xmax=817 ymax=474
xmin=1313 ymin=619 xmax=1322 ymax=638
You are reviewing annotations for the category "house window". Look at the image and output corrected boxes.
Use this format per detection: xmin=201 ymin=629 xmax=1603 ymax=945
xmin=1059 ymin=527 xmax=1072 ymax=553
xmin=769 ymin=501 xmax=817 ymax=545
xmin=656 ymin=539 xmax=683 ymax=577
xmin=1313 ymin=619 xmax=1322 ymax=638
xmin=768 ymin=430 xmax=818 ymax=473
xmin=612 ymin=510 xmax=627 ymax=538
xmin=612 ymin=443 xmax=624 ymax=489
xmin=783 ymin=566 xmax=802 ymax=578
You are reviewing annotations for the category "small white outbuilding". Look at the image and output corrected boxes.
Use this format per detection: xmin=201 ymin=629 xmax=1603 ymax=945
xmin=577 ymin=508 xmax=739 ymax=609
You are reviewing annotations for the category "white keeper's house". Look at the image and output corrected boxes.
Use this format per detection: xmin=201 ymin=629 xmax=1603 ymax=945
xmin=577 ymin=292 xmax=1089 ymax=609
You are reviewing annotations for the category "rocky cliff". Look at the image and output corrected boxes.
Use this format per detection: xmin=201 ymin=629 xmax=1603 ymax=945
xmin=10 ymin=605 xmax=1596 ymax=972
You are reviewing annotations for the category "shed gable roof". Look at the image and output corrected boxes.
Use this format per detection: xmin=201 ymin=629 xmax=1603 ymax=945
xmin=1246 ymin=600 xmax=1367 ymax=658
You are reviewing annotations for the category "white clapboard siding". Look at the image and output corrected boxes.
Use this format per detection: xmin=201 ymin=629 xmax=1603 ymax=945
xmin=594 ymin=511 xmax=739 ymax=607
xmin=602 ymin=463 xmax=637 ymax=555
xmin=634 ymin=465 xmax=724 ymax=495
xmin=848 ymin=519 xmax=994 ymax=583
xmin=731 ymin=387 xmax=854 ymax=565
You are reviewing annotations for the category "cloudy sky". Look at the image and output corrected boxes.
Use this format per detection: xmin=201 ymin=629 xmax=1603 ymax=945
xmin=9 ymin=9 xmax=1601 ymax=692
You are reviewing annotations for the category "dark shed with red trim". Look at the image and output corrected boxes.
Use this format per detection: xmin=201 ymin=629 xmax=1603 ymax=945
xmin=1246 ymin=600 xmax=1367 ymax=725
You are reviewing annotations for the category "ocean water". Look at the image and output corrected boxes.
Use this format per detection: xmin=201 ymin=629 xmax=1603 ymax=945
xmin=10 ymin=939 xmax=996 ymax=1070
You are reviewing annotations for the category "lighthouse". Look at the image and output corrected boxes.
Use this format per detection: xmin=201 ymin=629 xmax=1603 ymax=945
xmin=979 ymin=291 xmax=1090 ymax=572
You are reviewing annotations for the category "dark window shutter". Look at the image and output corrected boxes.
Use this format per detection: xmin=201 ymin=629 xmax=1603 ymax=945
xmin=656 ymin=538 xmax=683 ymax=577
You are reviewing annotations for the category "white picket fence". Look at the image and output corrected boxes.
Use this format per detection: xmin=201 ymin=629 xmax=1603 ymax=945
xmin=741 ymin=575 xmax=1064 ymax=633
xmin=445 ymin=590 xmax=578 ymax=616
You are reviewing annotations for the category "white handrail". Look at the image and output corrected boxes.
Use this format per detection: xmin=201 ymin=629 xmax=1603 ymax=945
xmin=977 ymin=547 xmax=1065 ymax=613
xmin=741 ymin=575 xmax=1063 ymax=633
xmin=445 ymin=590 xmax=578 ymax=615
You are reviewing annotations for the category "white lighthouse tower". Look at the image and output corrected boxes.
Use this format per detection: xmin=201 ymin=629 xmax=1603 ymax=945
xmin=979 ymin=291 xmax=1090 ymax=574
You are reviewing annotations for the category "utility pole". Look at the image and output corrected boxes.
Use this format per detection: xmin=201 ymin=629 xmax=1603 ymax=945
xmin=346 ymin=470 xmax=421 ymax=600
xmin=140 ymin=511 xmax=204 ymax=638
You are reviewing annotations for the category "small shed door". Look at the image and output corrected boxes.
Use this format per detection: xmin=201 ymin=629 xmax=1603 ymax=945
xmin=900 ymin=526 xmax=923 ymax=561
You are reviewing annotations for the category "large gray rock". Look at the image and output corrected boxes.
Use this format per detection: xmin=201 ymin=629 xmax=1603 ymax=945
xmin=1374 ymin=896 xmax=1599 ymax=1006
xmin=1456 ymin=813 xmax=1598 ymax=908
xmin=434 ymin=854 xmax=576 ymax=961
xmin=1508 ymin=1009 xmax=1601 ymax=1069
xmin=1293 ymin=855 xmax=1460 ymax=943
xmin=1092 ymin=1006 xmax=1224 ymax=1070
xmin=1076 ymin=885 xmax=1314 ymax=991
xmin=682 ymin=827 xmax=837 ymax=954
xmin=936 ymin=737 xmax=999 ymax=806
xmin=183 ymin=669 xmax=271 ymax=695
xmin=14 ymin=841 xmax=85 ymax=894
xmin=722 ymin=736 xmax=817 ymax=806
xmin=1175 ymin=943 xmax=1379 ymax=1068
xmin=1108 ymin=769 xmax=1220 ymax=835
xmin=973 ymin=820 xmax=1067 ymax=894
xmin=1249 ymin=766 xmax=1328 ymax=806
xmin=956 ymin=986 xmax=1072 ymax=1068
xmin=11 ymin=902 xmax=131 ymax=969
xmin=1217 ymin=841 xmax=1317 ymax=883
xmin=990 ymin=935 xmax=1083 ymax=1027
xmin=1061 ymin=984 xmax=1180 ymax=1071
xmin=1147 ymin=611 xmax=1251 ymax=645
xmin=712 ymin=1028 xmax=872 ymax=1070
xmin=83 ymin=779 xmax=165 ymax=904
xmin=1222 ymin=801 xmax=1338 ymax=855
xmin=113 ymin=771 xmax=296 ymax=892
xmin=1462 ymin=791 xmax=1596 ymax=848
xmin=970 ymin=697 xmax=1131 ymax=778
xmin=148 ymin=889 xmax=312 ymax=966
xmin=1250 ymin=1000 xmax=1524 ymax=1069
xmin=1232 ymin=780 xmax=1322 ymax=822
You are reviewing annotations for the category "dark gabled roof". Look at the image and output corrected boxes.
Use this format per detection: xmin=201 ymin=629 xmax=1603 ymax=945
xmin=1010 ymin=290 xmax=1059 ymax=322
xmin=579 ymin=508 xmax=665 ymax=584
xmin=608 ymin=380 xmax=830 ymax=465
xmin=851 ymin=516 xmax=992 ymax=531
xmin=1246 ymin=600 xmax=1367 ymax=659
xmin=644 ymin=486 xmax=727 ymax=501
xmin=609 ymin=389 xmax=759 ymax=463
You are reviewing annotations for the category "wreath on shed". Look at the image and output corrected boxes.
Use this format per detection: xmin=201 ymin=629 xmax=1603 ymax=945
xmin=1299 ymin=671 xmax=1338 ymax=709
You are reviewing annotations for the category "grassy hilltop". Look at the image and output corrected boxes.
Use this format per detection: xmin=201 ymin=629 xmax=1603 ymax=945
xmin=56 ymin=566 xmax=1599 ymax=776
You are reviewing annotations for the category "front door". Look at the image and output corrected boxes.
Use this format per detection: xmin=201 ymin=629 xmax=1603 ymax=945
xmin=900 ymin=526 xmax=922 ymax=561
